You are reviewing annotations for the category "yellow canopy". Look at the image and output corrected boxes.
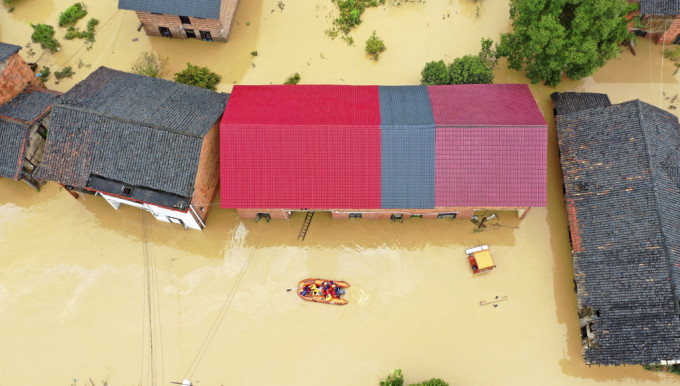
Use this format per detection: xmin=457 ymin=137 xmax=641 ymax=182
xmin=473 ymin=250 xmax=494 ymax=270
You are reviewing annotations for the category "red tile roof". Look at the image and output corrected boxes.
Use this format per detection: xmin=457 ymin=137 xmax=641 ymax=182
xmin=427 ymin=84 xmax=546 ymax=126
xmin=220 ymin=85 xmax=381 ymax=209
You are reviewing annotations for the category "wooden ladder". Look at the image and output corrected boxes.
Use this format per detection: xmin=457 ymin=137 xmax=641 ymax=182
xmin=297 ymin=211 xmax=315 ymax=241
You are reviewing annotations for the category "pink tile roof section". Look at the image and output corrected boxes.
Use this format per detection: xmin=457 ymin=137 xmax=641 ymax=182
xmin=427 ymin=84 xmax=546 ymax=126
xmin=430 ymin=84 xmax=547 ymax=207
xmin=220 ymin=85 xmax=381 ymax=209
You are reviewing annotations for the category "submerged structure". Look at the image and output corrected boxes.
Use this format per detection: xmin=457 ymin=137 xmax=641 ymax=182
xmin=553 ymin=91 xmax=680 ymax=365
xmin=118 ymin=0 xmax=241 ymax=42
xmin=37 ymin=67 xmax=229 ymax=230
xmin=220 ymin=84 xmax=547 ymax=220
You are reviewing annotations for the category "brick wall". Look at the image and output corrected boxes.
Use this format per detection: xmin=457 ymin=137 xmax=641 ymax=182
xmin=0 ymin=54 xmax=41 ymax=105
xmin=190 ymin=122 xmax=220 ymax=223
xmin=235 ymin=206 xmax=530 ymax=220
xmin=656 ymin=16 xmax=680 ymax=44
xmin=134 ymin=0 xmax=240 ymax=42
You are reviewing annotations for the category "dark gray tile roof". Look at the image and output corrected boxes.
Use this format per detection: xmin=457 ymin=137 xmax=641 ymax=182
xmin=556 ymin=99 xmax=680 ymax=365
xmin=641 ymin=0 xmax=680 ymax=15
xmin=57 ymin=67 xmax=228 ymax=138
xmin=551 ymin=92 xmax=612 ymax=116
xmin=0 ymin=42 xmax=21 ymax=64
xmin=0 ymin=87 xmax=59 ymax=124
xmin=379 ymin=86 xmax=435 ymax=208
xmin=37 ymin=67 xmax=228 ymax=199
xmin=0 ymin=119 xmax=26 ymax=179
xmin=118 ymin=0 xmax=222 ymax=19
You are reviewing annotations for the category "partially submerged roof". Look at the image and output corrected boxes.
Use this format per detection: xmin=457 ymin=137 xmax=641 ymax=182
xmin=640 ymin=0 xmax=680 ymax=15
xmin=550 ymin=92 xmax=612 ymax=116
xmin=0 ymin=87 xmax=59 ymax=180
xmin=118 ymin=0 xmax=222 ymax=19
xmin=0 ymin=42 xmax=21 ymax=64
xmin=556 ymin=97 xmax=680 ymax=364
xmin=431 ymin=84 xmax=547 ymax=207
xmin=38 ymin=67 xmax=229 ymax=199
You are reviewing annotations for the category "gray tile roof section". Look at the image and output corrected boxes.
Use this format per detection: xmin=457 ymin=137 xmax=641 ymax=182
xmin=37 ymin=66 xmax=229 ymax=199
xmin=118 ymin=0 xmax=222 ymax=19
xmin=379 ymin=86 xmax=435 ymax=129
xmin=640 ymin=0 xmax=680 ymax=15
xmin=0 ymin=42 xmax=21 ymax=64
xmin=556 ymin=99 xmax=680 ymax=365
xmin=379 ymin=86 xmax=435 ymax=209
xmin=551 ymin=92 xmax=612 ymax=116
xmin=0 ymin=88 xmax=59 ymax=123
xmin=0 ymin=119 xmax=26 ymax=179
xmin=57 ymin=67 xmax=228 ymax=138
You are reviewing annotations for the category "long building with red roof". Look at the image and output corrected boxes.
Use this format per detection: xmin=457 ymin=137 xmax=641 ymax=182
xmin=220 ymin=84 xmax=547 ymax=220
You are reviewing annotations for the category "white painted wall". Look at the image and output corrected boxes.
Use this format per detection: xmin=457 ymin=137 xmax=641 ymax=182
xmin=98 ymin=192 xmax=204 ymax=230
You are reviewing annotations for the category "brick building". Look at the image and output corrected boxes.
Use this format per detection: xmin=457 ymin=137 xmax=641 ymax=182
xmin=118 ymin=0 xmax=240 ymax=42
xmin=220 ymin=84 xmax=547 ymax=221
xmin=633 ymin=0 xmax=680 ymax=44
xmin=37 ymin=67 xmax=229 ymax=230
xmin=553 ymin=92 xmax=680 ymax=365
xmin=0 ymin=42 xmax=59 ymax=189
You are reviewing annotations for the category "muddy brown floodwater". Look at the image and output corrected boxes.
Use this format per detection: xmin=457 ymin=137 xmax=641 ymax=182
xmin=2 ymin=0 xmax=680 ymax=385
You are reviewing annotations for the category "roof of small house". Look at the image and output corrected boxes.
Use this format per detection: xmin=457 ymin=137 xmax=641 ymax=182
xmin=550 ymin=92 xmax=612 ymax=116
xmin=118 ymin=0 xmax=222 ymax=20
xmin=555 ymin=93 xmax=680 ymax=364
xmin=0 ymin=42 xmax=21 ymax=64
xmin=38 ymin=67 xmax=228 ymax=199
xmin=0 ymin=87 xmax=59 ymax=180
xmin=640 ymin=0 xmax=680 ymax=15
xmin=429 ymin=84 xmax=547 ymax=208
xmin=220 ymin=84 xmax=547 ymax=210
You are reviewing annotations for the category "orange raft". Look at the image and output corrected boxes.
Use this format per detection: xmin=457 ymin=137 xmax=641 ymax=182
xmin=297 ymin=278 xmax=350 ymax=305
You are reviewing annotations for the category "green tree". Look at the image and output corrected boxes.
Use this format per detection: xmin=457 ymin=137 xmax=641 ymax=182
xmin=449 ymin=55 xmax=494 ymax=84
xmin=499 ymin=0 xmax=634 ymax=87
xmin=380 ymin=369 xmax=404 ymax=386
xmin=30 ymin=23 xmax=60 ymax=52
xmin=131 ymin=51 xmax=169 ymax=78
xmin=365 ymin=30 xmax=386 ymax=59
xmin=420 ymin=60 xmax=450 ymax=85
xmin=173 ymin=63 xmax=221 ymax=90
xmin=59 ymin=2 xmax=87 ymax=27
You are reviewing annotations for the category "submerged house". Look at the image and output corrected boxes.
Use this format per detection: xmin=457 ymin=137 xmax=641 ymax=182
xmin=220 ymin=84 xmax=547 ymax=220
xmin=553 ymin=92 xmax=680 ymax=365
xmin=37 ymin=67 xmax=229 ymax=230
xmin=634 ymin=0 xmax=680 ymax=44
xmin=0 ymin=42 xmax=59 ymax=189
xmin=118 ymin=0 xmax=241 ymax=42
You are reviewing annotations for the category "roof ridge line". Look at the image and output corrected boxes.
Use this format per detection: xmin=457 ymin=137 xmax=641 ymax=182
xmin=636 ymin=99 xmax=680 ymax=318
xmin=54 ymin=104 xmax=204 ymax=139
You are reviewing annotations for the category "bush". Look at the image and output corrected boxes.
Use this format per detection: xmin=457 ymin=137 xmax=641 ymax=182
xmin=365 ymin=30 xmax=386 ymax=59
xmin=54 ymin=66 xmax=74 ymax=80
xmin=420 ymin=60 xmax=449 ymax=85
xmin=333 ymin=0 xmax=384 ymax=34
xmin=173 ymin=63 xmax=221 ymax=90
xmin=37 ymin=66 xmax=50 ymax=83
xmin=410 ymin=379 xmax=449 ymax=386
xmin=59 ymin=3 xmax=87 ymax=27
xmin=30 ymin=23 xmax=60 ymax=52
xmin=284 ymin=72 xmax=301 ymax=85
xmin=380 ymin=369 xmax=404 ymax=386
xmin=131 ymin=51 xmax=169 ymax=78
xmin=449 ymin=55 xmax=494 ymax=84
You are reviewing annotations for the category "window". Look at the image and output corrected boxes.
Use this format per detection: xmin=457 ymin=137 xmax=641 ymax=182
xmin=121 ymin=186 xmax=133 ymax=196
xmin=348 ymin=213 xmax=362 ymax=219
xmin=158 ymin=27 xmax=172 ymax=38
xmin=411 ymin=214 xmax=422 ymax=219
xmin=199 ymin=30 xmax=213 ymax=42
xmin=391 ymin=214 xmax=403 ymax=222
xmin=437 ymin=212 xmax=457 ymax=220
xmin=185 ymin=29 xmax=196 ymax=38
xmin=255 ymin=213 xmax=271 ymax=223
xmin=179 ymin=15 xmax=191 ymax=24
xmin=151 ymin=12 xmax=163 ymax=15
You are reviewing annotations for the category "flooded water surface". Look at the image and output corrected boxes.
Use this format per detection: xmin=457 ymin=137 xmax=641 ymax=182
xmin=2 ymin=0 xmax=680 ymax=385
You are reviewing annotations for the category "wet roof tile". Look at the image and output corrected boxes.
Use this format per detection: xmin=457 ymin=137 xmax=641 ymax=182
xmin=118 ymin=0 xmax=222 ymax=19
xmin=0 ymin=42 xmax=21 ymax=64
xmin=640 ymin=0 xmax=680 ymax=15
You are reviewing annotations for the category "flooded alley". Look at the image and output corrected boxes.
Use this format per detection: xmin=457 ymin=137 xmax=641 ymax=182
xmin=2 ymin=0 xmax=680 ymax=385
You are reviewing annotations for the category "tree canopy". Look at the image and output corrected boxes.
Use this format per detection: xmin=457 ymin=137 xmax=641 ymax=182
xmin=173 ymin=63 xmax=221 ymax=91
xmin=499 ymin=0 xmax=634 ymax=87
xmin=449 ymin=55 xmax=494 ymax=84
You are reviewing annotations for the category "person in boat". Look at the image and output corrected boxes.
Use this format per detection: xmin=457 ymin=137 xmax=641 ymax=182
xmin=301 ymin=285 xmax=310 ymax=297
xmin=310 ymin=284 xmax=321 ymax=296
xmin=325 ymin=292 xmax=333 ymax=302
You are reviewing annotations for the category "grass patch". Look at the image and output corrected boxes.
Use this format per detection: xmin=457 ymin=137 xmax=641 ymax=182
xmin=54 ymin=66 xmax=74 ymax=80
xmin=59 ymin=2 xmax=87 ymax=27
xmin=131 ymin=51 xmax=169 ymax=78
xmin=284 ymin=72 xmax=301 ymax=84
xmin=64 ymin=17 xmax=98 ymax=44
